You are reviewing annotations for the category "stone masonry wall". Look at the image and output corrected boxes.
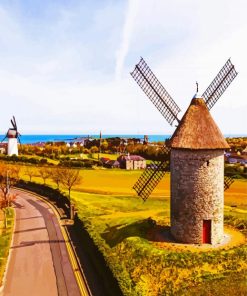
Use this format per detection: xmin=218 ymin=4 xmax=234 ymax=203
xmin=170 ymin=149 xmax=225 ymax=245
xmin=126 ymin=160 xmax=146 ymax=170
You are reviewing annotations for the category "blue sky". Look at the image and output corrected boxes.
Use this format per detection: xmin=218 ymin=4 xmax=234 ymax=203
xmin=0 ymin=0 xmax=246 ymax=135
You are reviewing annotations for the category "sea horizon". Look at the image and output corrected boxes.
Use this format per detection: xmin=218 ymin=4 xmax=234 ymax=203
xmin=1 ymin=134 xmax=247 ymax=145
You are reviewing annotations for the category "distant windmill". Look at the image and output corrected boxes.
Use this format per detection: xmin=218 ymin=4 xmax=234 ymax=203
xmin=131 ymin=58 xmax=237 ymax=244
xmin=2 ymin=116 xmax=21 ymax=156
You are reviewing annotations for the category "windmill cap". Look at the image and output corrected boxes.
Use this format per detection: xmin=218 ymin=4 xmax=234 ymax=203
xmin=193 ymin=92 xmax=202 ymax=99
xmin=169 ymin=97 xmax=230 ymax=150
xmin=7 ymin=129 xmax=18 ymax=138
xmin=191 ymin=97 xmax=205 ymax=105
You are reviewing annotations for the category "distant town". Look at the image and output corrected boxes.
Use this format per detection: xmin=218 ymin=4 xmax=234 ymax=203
xmin=0 ymin=135 xmax=246 ymax=175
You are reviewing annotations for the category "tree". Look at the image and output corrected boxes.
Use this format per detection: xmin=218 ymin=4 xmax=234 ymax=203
xmin=0 ymin=163 xmax=20 ymax=228
xmin=51 ymin=167 xmax=63 ymax=189
xmin=90 ymin=146 xmax=99 ymax=154
xmin=0 ymin=163 xmax=20 ymax=206
xmin=83 ymin=148 xmax=90 ymax=154
xmin=24 ymin=166 xmax=36 ymax=182
xmin=60 ymin=167 xmax=82 ymax=219
xmin=101 ymin=140 xmax=108 ymax=152
xmin=38 ymin=167 xmax=52 ymax=184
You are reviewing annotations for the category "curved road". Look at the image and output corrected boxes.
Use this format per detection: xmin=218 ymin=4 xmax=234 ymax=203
xmin=1 ymin=189 xmax=81 ymax=296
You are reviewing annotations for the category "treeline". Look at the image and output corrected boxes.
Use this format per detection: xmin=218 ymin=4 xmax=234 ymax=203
xmin=17 ymin=138 xmax=168 ymax=161
xmin=0 ymin=154 xmax=98 ymax=168
xmin=60 ymin=159 xmax=98 ymax=168
xmin=125 ymin=144 xmax=169 ymax=161
xmin=226 ymin=137 xmax=247 ymax=152
xmin=1 ymin=154 xmax=247 ymax=179
xmin=0 ymin=154 xmax=48 ymax=165
xmin=225 ymin=164 xmax=247 ymax=179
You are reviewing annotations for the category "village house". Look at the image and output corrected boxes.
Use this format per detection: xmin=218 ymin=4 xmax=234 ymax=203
xmin=227 ymin=154 xmax=247 ymax=165
xmin=99 ymin=157 xmax=120 ymax=168
xmin=225 ymin=152 xmax=247 ymax=165
xmin=104 ymin=160 xmax=120 ymax=168
xmin=100 ymin=157 xmax=110 ymax=165
xmin=117 ymin=155 xmax=146 ymax=170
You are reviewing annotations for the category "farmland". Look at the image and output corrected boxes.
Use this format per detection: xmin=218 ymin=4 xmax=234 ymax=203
xmin=0 ymin=160 xmax=246 ymax=295
xmin=11 ymin=165 xmax=246 ymax=295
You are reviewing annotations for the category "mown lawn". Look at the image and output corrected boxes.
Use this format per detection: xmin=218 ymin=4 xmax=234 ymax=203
xmin=18 ymin=165 xmax=170 ymax=196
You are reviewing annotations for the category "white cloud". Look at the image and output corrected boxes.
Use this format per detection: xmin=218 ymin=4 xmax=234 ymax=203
xmin=0 ymin=1 xmax=246 ymax=135
xmin=115 ymin=0 xmax=140 ymax=81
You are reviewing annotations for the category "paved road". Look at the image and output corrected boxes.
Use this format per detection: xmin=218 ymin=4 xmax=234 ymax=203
xmin=1 ymin=189 xmax=81 ymax=296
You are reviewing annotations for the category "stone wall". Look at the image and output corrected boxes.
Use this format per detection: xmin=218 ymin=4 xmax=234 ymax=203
xmin=126 ymin=160 xmax=146 ymax=170
xmin=170 ymin=149 xmax=224 ymax=245
xmin=133 ymin=160 xmax=146 ymax=170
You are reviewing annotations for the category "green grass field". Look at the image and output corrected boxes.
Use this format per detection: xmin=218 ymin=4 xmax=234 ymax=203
xmin=8 ymin=164 xmax=247 ymax=295
xmin=70 ymin=190 xmax=246 ymax=295
xmin=0 ymin=208 xmax=15 ymax=287
xmin=61 ymin=170 xmax=246 ymax=295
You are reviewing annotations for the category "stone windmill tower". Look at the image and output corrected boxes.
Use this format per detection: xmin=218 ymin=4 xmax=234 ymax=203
xmin=131 ymin=58 xmax=237 ymax=245
xmin=2 ymin=116 xmax=21 ymax=156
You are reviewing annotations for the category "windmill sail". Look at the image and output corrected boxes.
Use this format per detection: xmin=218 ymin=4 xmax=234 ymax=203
xmin=224 ymin=175 xmax=234 ymax=191
xmin=133 ymin=160 xmax=169 ymax=201
xmin=131 ymin=58 xmax=181 ymax=126
xmin=1 ymin=134 xmax=7 ymax=143
xmin=202 ymin=59 xmax=238 ymax=110
xmin=133 ymin=145 xmax=170 ymax=201
xmin=11 ymin=119 xmax=16 ymax=129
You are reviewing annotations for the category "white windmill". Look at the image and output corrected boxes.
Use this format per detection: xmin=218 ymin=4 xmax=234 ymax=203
xmin=2 ymin=116 xmax=21 ymax=156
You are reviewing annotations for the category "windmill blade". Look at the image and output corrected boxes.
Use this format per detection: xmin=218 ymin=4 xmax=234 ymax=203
xmin=161 ymin=144 xmax=170 ymax=155
xmin=224 ymin=176 xmax=234 ymax=191
xmin=11 ymin=119 xmax=16 ymax=129
xmin=17 ymin=135 xmax=22 ymax=145
xmin=1 ymin=135 xmax=7 ymax=143
xmin=131 ymin=58 xmax=181 ymax=126
xmin=13 ymin=116 xmax=18 ymax=130
xmin=133 ymin=160 xmax=169 ymax=201
xmin=202 ymin=59 xmax=238 ymax=110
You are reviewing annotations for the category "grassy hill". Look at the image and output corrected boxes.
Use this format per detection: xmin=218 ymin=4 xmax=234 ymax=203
xmin=14 ymin=164 xmax=247 ymax=295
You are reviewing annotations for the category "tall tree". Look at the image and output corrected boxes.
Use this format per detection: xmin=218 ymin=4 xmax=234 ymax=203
xmin=24 ymin=166 xmax=36 ymax=182
xmin=0 ymin=163 xmax=20 ymax=228
xmin=51 ymin=167 xmax=63 ymax=189
xmin=38 ymin=167 xmax=51 ymax=185
xmin=60 ymin=168 xmax=82 ymax=219
xmin=0 ymin=163 xmax=20 ymax=206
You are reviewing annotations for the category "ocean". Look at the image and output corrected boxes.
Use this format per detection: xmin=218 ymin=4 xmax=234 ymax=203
xmin=0 ymin=134 xmax=170 ymax=144
xmin=0 ymin=134 xmax=246 ymax=145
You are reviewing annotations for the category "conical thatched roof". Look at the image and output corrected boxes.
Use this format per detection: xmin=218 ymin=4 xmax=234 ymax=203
xmin=169 ymin=98 xmax=229 ymax=150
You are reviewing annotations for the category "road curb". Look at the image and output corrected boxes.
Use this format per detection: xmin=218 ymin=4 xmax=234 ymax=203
xmin=13 ymin=187 xmax=92 ymax=296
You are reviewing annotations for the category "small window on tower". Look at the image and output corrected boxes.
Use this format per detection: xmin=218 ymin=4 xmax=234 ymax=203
xmin=207 ymin=161 xmax=210 ymax=166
